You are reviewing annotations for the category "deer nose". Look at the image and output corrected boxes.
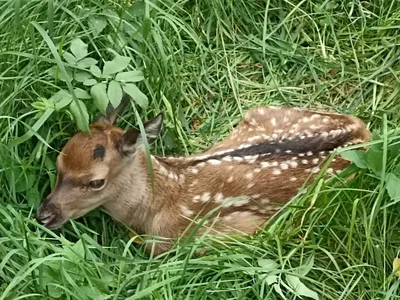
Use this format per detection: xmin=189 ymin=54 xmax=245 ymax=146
xmin=36 ymin=200 xmax=61 ymax=228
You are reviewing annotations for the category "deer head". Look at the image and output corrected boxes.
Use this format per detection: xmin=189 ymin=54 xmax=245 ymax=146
xmin=36 ymin=95 xmax=163 ymax=229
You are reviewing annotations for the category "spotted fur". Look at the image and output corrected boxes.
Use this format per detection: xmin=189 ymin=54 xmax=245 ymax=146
xmin=36 ymin=101 xmax=371 ymax=256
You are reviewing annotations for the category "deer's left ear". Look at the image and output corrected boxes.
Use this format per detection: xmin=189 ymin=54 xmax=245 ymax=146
xmin=119 ymin=112 xmax=163 ymax=155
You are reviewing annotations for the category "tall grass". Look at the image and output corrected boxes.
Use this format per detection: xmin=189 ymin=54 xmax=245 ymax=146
xmin=1 ymin=0 xmax=400 ymax=299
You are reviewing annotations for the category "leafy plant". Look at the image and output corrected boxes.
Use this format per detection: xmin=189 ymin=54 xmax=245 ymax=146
xmin=49 ymin=38 xmax=147 ymax=132
xmin=254 ymin=257 xmax=319 ymax=300
xmin=340 ymin=132 xmax=400 ymax=206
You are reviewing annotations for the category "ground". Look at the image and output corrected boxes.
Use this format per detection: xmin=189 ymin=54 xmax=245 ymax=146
xmin=1 ymin=0 xmax=400 ymax=299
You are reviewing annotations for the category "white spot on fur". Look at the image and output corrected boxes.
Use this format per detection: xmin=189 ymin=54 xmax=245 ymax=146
xmin=261 ymin=198 xmax=270 ymax=204
xmin=201 ymin=192 xmax=211 ymax=202
xmin=208 ymin=159 xmax=221 ymax=165
xmin=179 ymin=174 xmax=185 ymax=183
xmin=326 ymin=168 xmax=334 ymax=174
xmin=238 ymin=144 xmax=251 ymax=149
xmin=247 ymin=136 xmax=262 ymax=142
xmin=302 ymin=117 xmax=310 ymax=123
xmin=307 ymin=151 xmax=313 ymax=156
xmin=290 ymin=177 xmax=297 ymax=182
xmin=271 ymin=161 xmax=279 ymax=167
xmin=322 ymin=117 xmax=330 ymax=124
xmin=227 ymin=176 xmax=234 ymax=183
xmin=247 ymin=183 xmax=255 ymax=188
xmin=312 ymin=158 xmax=319 ymax=164
xmin=159 ymin=165 xmax=169 ymax=176
xmin=215 ymin=193 xmax=224 ymax=203
xmin=222 ymin=156 xmax=233 ymax=162
xmin=271 ymin=118 xmax=276 ymax=126
xmin=193 ymin=195 xmax=201 ymax=202
xmin=223 ymin=211 xmax=253 ymax=222
xmin=254 ymin=168 xmax=261 ymax=173
xmin=311 ymin=167 xmax=320 ymax=174
xmin=301 ymin=159 xmax=308 ymax=164
xmin=289 ymin=161 xmax=298 ymax=168
xmin=258 ymin=108 xmax=265 ymax=115
xmin=180 ymin=205 xmax=194 ymax=217
xmin=280 ymin=163 xmax=289 ymax=170
xmin=244 ymin=155 xmax=258 ymax=163
xmin=189 ymin=168 xmax=199 ymax=174
xmin=311 ymin=114 xmax=321 ymax=120
xmin=246 ymin=172 xmax=253 ymax=179
xmin=233 ymin=157 xmax=244 ymax=162
xmin=272 ymin=169 xmax=281 ymax=175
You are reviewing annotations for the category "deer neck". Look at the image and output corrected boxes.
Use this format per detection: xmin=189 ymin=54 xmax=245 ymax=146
xmin=102 ymin=147 xmax=184 ymax=233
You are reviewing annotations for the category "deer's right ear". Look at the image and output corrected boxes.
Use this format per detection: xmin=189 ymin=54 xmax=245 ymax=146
xmin=96 ymin=94 xmax=131 ymax=125
xmin=118 ymin=112 xmax=163 ymax=156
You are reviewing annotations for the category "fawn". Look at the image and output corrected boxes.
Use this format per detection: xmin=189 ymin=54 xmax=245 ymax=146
xmin=36 ymin=95 xmax=371 ymax=255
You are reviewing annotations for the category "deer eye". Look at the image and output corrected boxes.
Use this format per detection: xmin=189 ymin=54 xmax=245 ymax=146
xmin=88 ymin=179 xmax=106 ymax=190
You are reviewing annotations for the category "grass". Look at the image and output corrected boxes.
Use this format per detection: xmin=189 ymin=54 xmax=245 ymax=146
xmin=1 ymin=0 xmax=400 ymax=299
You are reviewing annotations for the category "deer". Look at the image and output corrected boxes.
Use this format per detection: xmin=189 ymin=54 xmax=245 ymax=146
xmin=36 ymin=95 xmax=371 ymax=256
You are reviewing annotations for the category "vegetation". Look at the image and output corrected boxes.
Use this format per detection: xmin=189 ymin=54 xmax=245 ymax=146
xmin=1 ymin=0 xmax=400 ymax=299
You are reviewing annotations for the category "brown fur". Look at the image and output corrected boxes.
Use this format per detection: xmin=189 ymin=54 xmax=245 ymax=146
xmin=36 ymin=105 xmax=371 ymax=256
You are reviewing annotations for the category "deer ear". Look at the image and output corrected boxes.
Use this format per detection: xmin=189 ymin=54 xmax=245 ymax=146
xmin=140 ymin=112 xmax=163 ymax=145
xmin=96 ymin=94 xmax=130 ymax=125
xmin=119 ymin=112 xmax=163 ymax=155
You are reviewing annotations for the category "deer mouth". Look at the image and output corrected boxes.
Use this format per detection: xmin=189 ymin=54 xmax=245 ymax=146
xmin=36 ymin=203 xmax=66 ymax=229
xmin=37 ymin=213 xmax=66 ymax=229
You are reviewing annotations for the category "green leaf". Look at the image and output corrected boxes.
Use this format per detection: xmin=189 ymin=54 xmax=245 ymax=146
xmin=367 ymin=147 xmax=383 ymax=176
xmin=26 ymin=187 xmax=41 ymax=208
xmin=394 ymin=164 xmax=400 ymax=177
xmin=50 ymin=66 xmax=72 ymax=82
xmin=70 ymin=100 xmax=89 ymax=132
xmin=115 ymin=70 xmax=144 ymax=82
xmin=74 ymin=71 xmax=92 ymax=83
xmin=265 ymin=275 xmax=278 ymax=285
xmin=108 ymin=80 xmax=123 ymax=108
xmin=54 ymin=95 xmax=73 ymax=110
xmin=74 ymin=88 xmax=91 ymax=99
xmin=341 ymin=150 xmax=368 ymax=169
xmin=77 ymin=57 xmax=98 ymax=69
xmin=258 ymin=259 xmax=279 ymax=271
xmin=88 ymin=16 xmax=107 ymax=37
xmin=295 ymin=255 xmax=314 ymax=277
xmin=386 ymin=173 xmax=400 ymax=201
xmin=83 ymin=79 xmax=98 ymax=86
xmin=14 ymin=173 xmax=36 ymax=193
xmin=122 ymin=83 xmax=148 ymax=109
xmin=80 ymin=286 xmax=109 ymax=300
xmin=70 ymin=38 xmax=88 ymax=60
xmin=273 ymin=284 xmax=287 ymax=300
xmin=90 ymin=65 xmax=102 ymax=78
xmin=286 ymin=275 xmax=319 ymax=300
xmin=126 ymin=1 xmax=146 ymax=18
xmin=62 ymin=51 xmax=77 ymax=65
xmin=103 ymin=55 xmax=131 ymax=76
xmin=91 ymin=83 xmax=109 ymax=115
